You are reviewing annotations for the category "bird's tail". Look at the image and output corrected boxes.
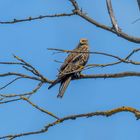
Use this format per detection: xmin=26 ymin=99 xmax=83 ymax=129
xmin=57 ymin=76 xmax=72 ymax=98
xmin=48 ymin=78 xmax=61 ymax=89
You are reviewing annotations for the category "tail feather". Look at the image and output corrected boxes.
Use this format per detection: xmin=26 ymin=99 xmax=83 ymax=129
xmin=57 ymin=76 xmax=72 ymax=98
xmin=48 ymin=78 xmax=61 ymax=89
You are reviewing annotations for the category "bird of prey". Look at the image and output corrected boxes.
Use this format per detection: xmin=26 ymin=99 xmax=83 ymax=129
xmin=48 ymin=38 xmax=89 ymax=98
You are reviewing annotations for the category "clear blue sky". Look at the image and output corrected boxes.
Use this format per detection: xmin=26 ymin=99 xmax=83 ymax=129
xmin=0 ymin=0 xmax=140 ymax=140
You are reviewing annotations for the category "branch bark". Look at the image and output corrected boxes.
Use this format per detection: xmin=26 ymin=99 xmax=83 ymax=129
xmin=0 ymin=1 xmax=140 ymax=43
xmin=106 ymin=0 xmax=121 ymax=33
xmin=1 ymin=106 xmax=139 ymax=140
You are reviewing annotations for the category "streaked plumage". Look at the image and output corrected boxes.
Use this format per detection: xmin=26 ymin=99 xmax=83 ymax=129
xmin=48 ymin=39 xmax=89 ymax=98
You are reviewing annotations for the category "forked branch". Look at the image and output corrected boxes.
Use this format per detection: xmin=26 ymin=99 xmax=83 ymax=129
xmin=0 ymin=0 xmax=140 ymax=43
xmin=1 ymin=49 xmax=140 ymax=105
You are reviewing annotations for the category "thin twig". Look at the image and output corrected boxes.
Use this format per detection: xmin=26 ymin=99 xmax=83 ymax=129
xmin=0 ymin=13 xmax=75 ymax=24
xmin=0 ymin=98 xmax=21 ymax=104
xmin=0 ymin=72 xmax=41 ymax=81
xmin=13 ymin=55 xmax=49 ymax=82
xmin=0 ymin=82 xmax=43 ymax=98
xmin=21 ymin=97 xmax=59 ymax=120
xmin=0 ymin=77 xmax=22 ymax=90
xmin=0 ymin=62 xmax=23 ymax=65
xmin=125 ymin=48 xmax=140 ymax=60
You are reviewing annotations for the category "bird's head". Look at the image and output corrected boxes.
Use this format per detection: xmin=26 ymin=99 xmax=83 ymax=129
xmin=80 ymin=38 xmax=88 ymax=45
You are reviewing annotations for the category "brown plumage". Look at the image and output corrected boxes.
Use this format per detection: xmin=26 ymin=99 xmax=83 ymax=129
xmin=48 ymin=38 xmax=89 ymax=98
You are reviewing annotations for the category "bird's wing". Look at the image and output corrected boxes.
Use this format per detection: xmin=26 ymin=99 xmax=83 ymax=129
xmin=59 ymin=46 xmax=83 ymax=71
xmin=58 ymin=45 xmax=89 ymax=77
xmin=57 ymin=76 xmax=72 ymax=98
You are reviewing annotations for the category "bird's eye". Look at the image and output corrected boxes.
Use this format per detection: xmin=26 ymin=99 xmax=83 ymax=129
xmin=81 ymin=40 xmax=86 ymax=43
xmin=80 ymin=39 xmax=87 ymax=44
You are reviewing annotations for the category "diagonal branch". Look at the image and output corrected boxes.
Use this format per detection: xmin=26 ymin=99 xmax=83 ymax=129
xmin=0 ymin=98 xmax=21 ymax=105
xmin=0 ymin=1 xmax=139 ymax=43
xmin=13 ymin=55 xmax=47 ymax=81
xmin=76 ymin=10 xmax=140 ymax=43
xmin=69 ymin=0 xmax=140 ymax=43
xmin=69 ymin=0 xmax=79 ymax=11
xmin=106 ymin=0 xmax=121 ymax=33
xmin=0 ymin=77 xmax=22 ymax=90
xmin=21 ymin=97 xmax=60 ymax=120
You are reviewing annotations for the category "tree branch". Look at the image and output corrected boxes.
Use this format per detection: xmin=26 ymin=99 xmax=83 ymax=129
xmin=79 ymin=71 xmax=140 ymax=79
xmin=48 ymin=47 xmax=140 ymax=66
xmin=106 ymin=0 xmax=121 ymax=33
xmin=1 ymin=51 xmax=140 ymax=106
xmin=1 ymin=106 xmax=139 ymax=140
xmin=0 ymin=82 xmax=43 ymax=98
xmin=0 ymin=13 xmax=75 ymax=24
xmin=21 ymin=96 xmax=60 ymax=120
xmin=69 ymin=0 xmax=140 ymax=43
xmin=0 ymin=1 xmax=139 ymax=43
xmin=0 ymin=77 xmax=22 ymax=90
xmin=0 ymin=72 xmax=41 ymax=81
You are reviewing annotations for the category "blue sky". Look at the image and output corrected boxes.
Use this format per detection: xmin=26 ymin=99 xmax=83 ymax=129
xmin=0 ymin=0 xmax=140 ymax=140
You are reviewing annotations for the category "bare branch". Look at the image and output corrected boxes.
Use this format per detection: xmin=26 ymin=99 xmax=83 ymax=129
xmin=0 ymin=72 xmax=41 ymax=81
xmin=21 ymin=97 xmax=59 ymax=120
xmin=0 ymin=98 xmax=21 ymax=104
xmin=77 ymin=12 xmax=140 ymax=43
xmin=68 ymin=0 xmax=140 ymax=43
xmin=1 ymin=2 xmax=140 ymax=139
xmin=0 ymin=62 xmax=23 ymax=65
xmin=79 ymin=71 xmax=140 ymax=79
xmin=132 ymin=18 xmax=140 ymax=24
xmin=13 ymin=55 xmax=51 ymax=83
xmin=0 ymin=82 xmax=43 ymax=99
xmin=1 ymin=106 xmax=140 ymax=140
xmin=1 ymin=50 xmax=140 ymax=102
xmin=1 ymin=51 xmax=140 ymax=105
xmin=69 ymin=0 xmax=79 ymax=11
xmin=125 ymin=48 xmax=140 ymax=60
xmin=48 ymin=48 xmax=124 ymax=60
xmin=0 ymin=77 xmax=22 ymax=91
xmin=0 ymin=1 xmax=139 ymax=43
xmin=0 ymin=13 xmax=75 ymax=24
xmin=48 ymin=48 xmax=140 ymax=66
xmin=106 ymin=0 xmax=121 ymax=33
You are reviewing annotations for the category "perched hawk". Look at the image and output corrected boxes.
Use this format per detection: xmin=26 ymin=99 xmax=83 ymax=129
xmin=48 ymin=39 xmax=89 ymax=98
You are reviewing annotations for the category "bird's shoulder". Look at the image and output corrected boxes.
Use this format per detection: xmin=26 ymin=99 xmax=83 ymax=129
xmin=58 ymin=44 xmax=89 ymax=76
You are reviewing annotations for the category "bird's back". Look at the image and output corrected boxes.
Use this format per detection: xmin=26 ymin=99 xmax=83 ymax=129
xmin=58 ymin=44 xmax=89 ymax=78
